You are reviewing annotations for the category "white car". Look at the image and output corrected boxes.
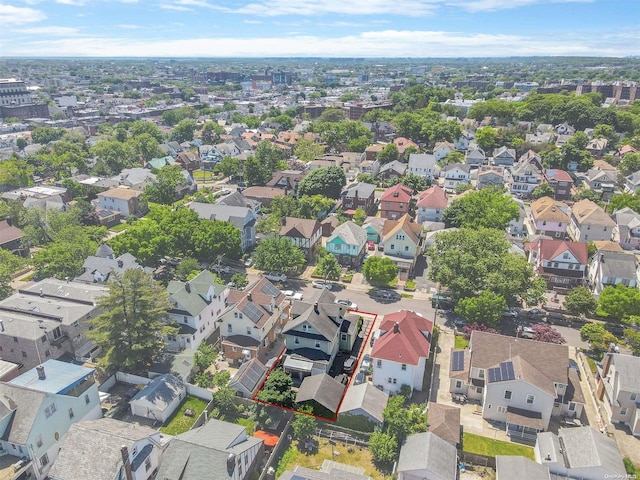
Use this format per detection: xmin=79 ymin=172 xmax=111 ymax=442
xmin=219 ymin=188 xmax=231 ymax=195
xmin=263 ymin=272 xmax=287 ymax=282
xmin=520 ymin=326 xmax=535 ymax=339
xmin=336 ymin=299 xmax=357 ymax=310
xmin=312 ymin=280 xmax=332 ymax=290
xmin=281 ymin=290 xmax=303 ymax=301
xmin=503 ymin=308 xmax=519 ymax=318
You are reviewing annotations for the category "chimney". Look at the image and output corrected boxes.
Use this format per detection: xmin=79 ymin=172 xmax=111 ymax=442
xmin=117 ymin=259 xmax=124 ymax=268
xmin=185 ymin=282 xmax=191 ymax=293
xmin=281 ymin=216 xmax=286 ymax=226
xmin=247 ymin=292 xmax=252 ymax=302
xmin=39 ymin=288 xmax=44 ymax=297
xmin=601 ymin=352 xmax=613 ymax=378
xmin=120 ymin=446 xmax=133 ymax=480
xmin=36 ymin=365 xmax=46 ymax=380
xmin=393 ymin=322 xmax=400 ymax=334
xmin=0 ymin=319 xmax=3 ymax=332
xmin=314 ymin=302 xmax=319 ymax=314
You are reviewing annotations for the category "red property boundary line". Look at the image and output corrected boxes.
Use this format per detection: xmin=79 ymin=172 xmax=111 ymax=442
xmin=251 ymin=309 xmax=379 ymax=422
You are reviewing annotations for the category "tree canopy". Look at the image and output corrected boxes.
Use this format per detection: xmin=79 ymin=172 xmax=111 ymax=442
xmin=144 ymin=165 xmax=186 ymax=205
xmin=442 ymin=187 xmax=520 ymax=230
xmin=253 ymin=236 xmax=306 ymax=274
xmin=362 ymin=256 xmax=398 ymax=286
xmin=296 ymin=166 xmax=346 ymax=199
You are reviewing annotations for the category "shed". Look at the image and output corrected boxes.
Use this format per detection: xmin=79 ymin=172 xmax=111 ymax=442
xmin=130 ymin=373 xmax=186 ymax=423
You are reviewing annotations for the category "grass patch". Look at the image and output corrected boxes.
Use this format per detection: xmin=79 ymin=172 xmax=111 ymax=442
xmin=455 ymin=335 xmax=469 ymax=349
xmin=159 ymin=396 xmax=208 ymax=436
xmin=586 ymin=356 xmax=598 ymax=374
xmin=400 ymin=293 xmax=414 ymax=299
xmin=276 ymin=438 xmax=390 ymax=479
xmin=109 ymin=223 xmax=129 ymax=232
xmin=404 ymin=280 xmax=417 ymax=290
xmin=463 ymin=433 xmax=535 ymax=460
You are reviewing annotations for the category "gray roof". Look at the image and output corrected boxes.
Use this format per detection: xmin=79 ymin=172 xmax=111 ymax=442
xmin=427 ymin=403 xmax=461 ymax=445
xmin=559 ymin=426 xmax=626 ymax=476
xmin=284 ymin=290 xmax=345 ymax=342
xmin=229 ymin=358 xmax=268 ymax=397
xmin=338 ymin=383 xmax=388 ymax=424
xmin=217 ymin=191 xmax=260 ymax=211
xmin=74 ymin=252 xmax=150 ymax=283
xmin=95 ymin=242 xmax=114 ymax=258
xmin=379 ymin=160 xmax=407 ymax=175
xmin=614 ymin=207 xmax=640 ymax=242
xmin=408 ymin=153 xmax=436 ymax=170
xmin=279 ymin=464 xmax=371 ymax=480
xmin=596 ymin=250 xmax=637 ymax=281
xmin=47 ymin=418 xmax=163 ymax=480
xmin=328 ymin=221 xmax=367 ymax=248
xmin=442 ymin=162 xmax=471 ymax=173
xmin=296 ymin=374 xmax=346 ymax=413
xmin=342 ymin=182 xmax=376 ymax=199
xmin=610 ymin=353 xmax=640 ymax=393
xmin=0 ymin=384 xmax=47 ymax=444
xmin=167 ymin=270 xmax=225 ymax=317
xmin=189 ymin=202 xmax=253 ymax=229
xmin=397 ymin=432 xmax=457 ymax=480
xmin=130 ymin=374 xmax=185 ymax=411
xmin=626 ymin=171 xmax=640 ymax=186
xmin=496 ymin=456 xmax=550 ymax=480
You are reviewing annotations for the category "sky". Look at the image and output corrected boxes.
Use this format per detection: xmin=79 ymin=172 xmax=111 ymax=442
xmin=0 ymin=0 xmax=638 ymax=58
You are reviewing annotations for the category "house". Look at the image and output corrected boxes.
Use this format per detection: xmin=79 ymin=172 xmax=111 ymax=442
xmin=341 ymin=182 xmax=377 ymax=215
xmin=129 ymin=374 xmax=186 ymax=423
xmin=525 ymin=238 xmax=589 ymax=289
xmin=492 ymin=146 xmax=517 ymax=166
xmin=167 ymin=270 xmax=229 ymax=350
xmin=363 ymin=216 xmax=386 ymax=244
xmin=0 ymin=279 xmax=108 ymax=368
xmin=371 ymin=310 xmax=433 ymax=394
xmin=176 ymin=150 xmax=201 ymax=172
xmin=507 ymin=157 xmax=543 ymax=197
xmin=597 ymin=353 xmax=640 ymax=437
xmin=217 ymin=191 xmax=262 ymax=216
xmin=0 ymin=360 xmax=102 ymax=478
xmin=96 ymin=187 xmax=146 ymax=217
xmin=576 ymin=168 xmax=618 ymax=202
xmin=378 ymin=160 xmax=407 ymax=180
xmin=536 ymin=427 xmax=626 ymax=480
xmin=441 ymin=163 xmax=471 ymax=192
xmin=544 ymin=168 xmax=574 ymax=201
xmin=267 ymin=170 xmax=306 ymax=194
xmin=0 ymin=219 xmax=24 ymax=256
xmin=380 ymin=214 xmax=423 ymax=280
xmin=326 ymin=221 xmax=368 ymax=267
xmin=396 ymin=432 xmax=457 ymax=480
xmin=496 ymin=456 xmax=550 ymax=480
xmin=529 ymin=196 xmax=570 ymax=238
xmin=48 ymin=418 xmax=170 ymax=480
xmin=433 ymin=141 xmax=455 ymax=162
xmin=240 ymin=186 xmax=284 ymax=209
xmin=476 ymin=165 xmax=505 ymax=189
xmin=338 ymin=383 xmax=389 ymax=427
xmin=526 ymin=132 xmax=555 ymax=146
xmin=156 ymin=418 xmax=264 ymax=480
xmin=394 ymin=137 xmax=419 ymax=155
xmin=416 ymin=185 xmax=448 ymax=224
xmin=282 ymin=289 xmax=356 ymax=378
xmin=74 ymin=243 xmax=150 ymax=284
xmin=146 ymin=155 xmax=176 ymax=170
xmin=586 ymin=138 xmax=609 ymax=158
xmin=427 ymin=403 xmax=461 ymax=447
xmin=220 ymin=278 xmax=287 ymax=366
xmin=359 ymin=160 xmax=380 ymax=177
xmin=588 ymin=250 xmax=638 ymax=295
xmin=465 ymin=146 xmax=486 ymax=165
xmin=279 ymin=463 xmax=371 ymax=480
xmin=407 ymin=153 xmax=439 ymax=180
xmin=454 ymin=131 xmax=473 ymax=151
xmin=624 ymin=171 xmax=640 ymax=195
xmin=279 ymin=217 xmax=323 ymax=261
xmin=612 ymin=207 xmax=640 ymax=250
xmin=189 ymin=202 xmax=254 ymax=252
xmin=114 ymin=167 xmax=156 ymax=191
xmin=229 ymin=358 xmax=269 ymax=399
xmin=615 ymin=144 xmax=638 ymax=159
xmin=364 ymin=143 xmax=385 ymax=161
xmin=567 ymin=199 xmax=616 ymax=242
xmin=379 ymin=184 xmax=413 ymax=220
xmin=296 ymin=373 xmax=346 ymax=416
xmin=450 ymin=331 xmax=585 ymax=437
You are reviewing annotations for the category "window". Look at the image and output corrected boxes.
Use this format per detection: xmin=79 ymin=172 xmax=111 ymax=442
xmin=294 ymin=337 xmax=299 ymax=344
xmin=401 ymin=364 xmax=407 ymax=371
xmin=21 ymin=351 xmax=27 ymax=358
xmin=68 ymin=408 xmax=74 ymax=419
xmin=497 ymin=406 xmax=508 ymax=413
xmin=40 ymin=453 xmax=49 ymax=468
xmin=395 ymin=234 xmax=405 ymax=240
xmin=620 ymin=407 xmax=628 ymax=416
xmin=315 ymin=341 xmax=320 ymax=348
xmin=246 ymin=328 xmax=251 ymax=335
xmin=526 ymin=394 xmax=535 ymax=404
xmin=36 ymin=435 xmax=43 ymax=448
xmin=455 ymin=380 xmax=462 ymax=389
xmin=569 ymin=403 xmax=576 ymax=411
xmin=41 ymin=335 xmax=47 ymax=343
xmin=183 ymin=316 xmax=187 ymax=322
xmin=404 ymin=246 xmax=410 ymax=252
xmin=12 ymin=336 xmax=18 ymax=343
xmin=85 ymin=394 xmax=90 ymax=404
xmin=504 ymin=390 xmax=512 ymax=400
xmin=390 ymin=244 xmax=395 ymax=250
xmin=145 ymin=457 xmax=152 ymax=472
xmin=630 ymin=393 xmax=637 ymax=402
xmin=476 ymin=387 xmax=483 ymax=394
xmin=478 ymin=369 xmax=485 ymax=379
xmin=563 ymin=252 xmax=569 ymax=259
xmin=227 ymin=324 xmax=232 ymax=333
xmin=232 ymin=347 xmax=237 ymax=352
xmin=377 ymin=360 xmax=382 ymax=368
xmin=393 ymin=378 xmax=397 ymax=384
xmin=45 ymin=403 xmax=57 ymax=418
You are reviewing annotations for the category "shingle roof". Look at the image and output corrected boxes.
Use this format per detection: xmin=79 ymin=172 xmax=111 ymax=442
xmin=530 ymin=197 xmax=570 ymax=223
xmin=296 ymin=374 xmax=346 ymax=413
xmin=397 ymin=432 xmax=457 ymax=479
xmin=229 ymin=358 xmax=268 ymax=397
xmin=559 ymin=426 xmax=626 ymax=476
xmin=535 ymin=238 xmax=589 ymax=265
xmin=381 ymin=214 xmax=421 ymax=245
xmin=596 ymin=250 xmax=638 ymax=280
xmin=328 ymin=221 xmax=367 ymax=248
xmin=280 ymin=217 xmax=321 ymax=239
xmin=371 ymin=310 xmax=432 ymax=366
xmin=609 ymin=353 xmax=640 ymax=393
xmin=0 ymin=384 xmax=47 ymax=444
xmin=380 ymin=183 xmax=412 ymax=202
xmin=225 ymin=278 xmax=285 ymax=328
xmin=571 ymin=199 xmax=616 ymax=228
xmin=496 ymin=456 xmax=550 ymax=480
xmin=342 ymin=182 xmax=376 ymax=199
xmin=0 ymin=220 xmax=23 ymax=246
xmin=416 ymin=185 xmax=448 ymax=210
xmin=167 ymin=270 xmax=225 ymax=317
xmin=130 ymin=373 xmax=185 ymax=411
xmin=338 ymin=383 xmax=388 ymax=424
xmin=98 ymin=187 xmax=143 ymax=200
xmin=283 ymin=290 xmax=345 ymax=342
xmin=427 ymin=403 xmax=460 ymax=445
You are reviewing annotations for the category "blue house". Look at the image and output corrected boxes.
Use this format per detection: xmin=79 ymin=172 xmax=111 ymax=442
xmin=326 ymin=220 xmax=368 ymax=267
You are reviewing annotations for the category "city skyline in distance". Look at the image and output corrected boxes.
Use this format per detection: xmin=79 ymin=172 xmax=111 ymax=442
xmin=0 ymin=0 xmax=638 ymax=58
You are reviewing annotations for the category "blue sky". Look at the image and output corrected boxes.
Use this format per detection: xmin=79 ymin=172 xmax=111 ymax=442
xmin=0 ymin=0 xmax=638 ymax=57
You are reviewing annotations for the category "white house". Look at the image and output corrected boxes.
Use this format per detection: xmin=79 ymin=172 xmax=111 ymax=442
xmin=454 ymin=131 xmax=473 ymax=151
xmin=440 ymin=163 xmax=471 ymax=192
xmin=598 ymin=353 xmax=640 ymax=437
xmin=588 ymin=250 xmax=638 ymax=295
xmin=96 ymin=187 xmax=146 ymax=217
xmin=567 ymin=199 xmax=616 ymax=243
xmin=0 ymin=360 xmax=102 ymax=480
xmin=492 ymin=146 xmax=517 ymax=166
xmin=189 ymin=202 xmax=256 ymax=252
xmin=612 ymin=207 xmax=640 ymax=251
xmin=371 ymin=310 xmax=433 ymax=395
xmin=130 ymin=374 xmax=187 ymax=423
xmin=416 ymin=185 xmax=448 ymax=224
xmin=433 ymin=142 xmax=455 ymax=162
xmin=397 ymin=432 xmax=457 ymax=480
xmin=166 ymin=270 xmax=229 ymax=350
xmin=48 ymin=418 xmax=171 ymax=480
xmin=407 ymin=153 xmax=439 ymax=180
xmin=465 ymin=145 xmax=486 ymax=165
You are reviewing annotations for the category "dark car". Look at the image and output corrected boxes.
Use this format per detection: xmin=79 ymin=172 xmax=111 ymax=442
xmin=370 ymin=289 xmax=401 ymax=302
xmin=604 ymin=323 xmax=626 ymax=337
xmin=432 ymin=295 xmax=454 ymax=310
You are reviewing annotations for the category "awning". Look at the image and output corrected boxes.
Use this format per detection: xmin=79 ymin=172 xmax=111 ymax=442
xmin=506 ymin=407 xmax=544 ymax=431
xmin=283 ymin=356 xmax=313 ymax=373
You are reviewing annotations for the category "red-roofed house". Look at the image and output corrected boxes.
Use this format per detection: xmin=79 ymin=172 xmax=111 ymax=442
xmin=416 ymin=185 xmax=449 ymax=223
xmin=371 ymin=310 xmax=433 ymax=394
xmin=544 ymin=169 xmax=574 ymax=201
xmin=380 ymin=184 xmax=413 ymax=220
xmin=525 ymin=239 xmax=589 ymax=289
xmin=393 ymin=137 xmax=419 ymax=155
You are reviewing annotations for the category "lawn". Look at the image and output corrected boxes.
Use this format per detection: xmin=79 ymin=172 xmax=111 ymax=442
xmin=455 ymin=335 xmax=469 ymax=349
xmin=109 ymin=223 xmax=129 ymax=232
xmin=159 ymin=396 xmax=209 ymax=436
xmin=586 ymin=356 xmax=598 ymax=374
xmin=463 ymin=433 xmax=535 ymax=460
xmin=276 ymin=437 xmax=390 ymax=479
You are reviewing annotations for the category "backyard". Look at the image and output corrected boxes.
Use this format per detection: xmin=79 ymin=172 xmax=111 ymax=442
xmin=463 ymin=433 xmax=535 ymax=460
xmin=159 ymin=396 xmax=209 ymax=436
xmin=455 ymin=335 xmax=469 ymax=349
xmin=276 ymin=437 xmax=391 ymax=479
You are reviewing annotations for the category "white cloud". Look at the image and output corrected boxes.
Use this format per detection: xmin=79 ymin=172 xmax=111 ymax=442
xmin=446 ymin=0 xmax=592 ymax=12
xmin=0 ymin=4 xmax=46 ymax=24
xmin=243 ymin=19 xmax=263 ymax=24
xmin=20 ymin=26 xmax=81 ymax=35
xmin=2 ymin=29 xmax=637 ymax=58
xmin=117 ymin=23 xmax=142 ymax=29
xmin=159 ymin=3 xmax=193 ymax=10
xmin=56 ymin=0 xmax=88 ymax=5
xmin=229 ymin=0 xmax=439 ymax=16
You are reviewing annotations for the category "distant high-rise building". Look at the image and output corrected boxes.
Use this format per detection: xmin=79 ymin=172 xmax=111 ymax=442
xmin=0 ymin=78 xmax=32 ymax=107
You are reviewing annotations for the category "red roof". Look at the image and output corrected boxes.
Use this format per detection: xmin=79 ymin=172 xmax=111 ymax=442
xmin=254 ymin=430 xmax=279 ymax=447
xmin=371 ymin=310 xmax=433 ymax=366
xmin=380 ymin=184 xmax=412 ymax=203
xmin=416 ymin=185 xmax=448 ymax=210
xmin=535 ymin=239 xmax=589 ymax=265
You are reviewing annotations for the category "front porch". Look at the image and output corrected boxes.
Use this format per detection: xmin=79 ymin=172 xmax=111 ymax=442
xmin=506 ymin=407 xmax=544 ymax=444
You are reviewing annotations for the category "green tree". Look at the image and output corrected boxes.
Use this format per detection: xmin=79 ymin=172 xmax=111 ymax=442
xmin=0 ymin=250 xmax=25 ymax=299
xmin=297 ymin=166 xmax=346 ymax=199
xmin=230 ymin=273 xmax=249 ymax=290
xmin=579 ymin=322 xmax=618 ymax=354
xmin=352 ymin=207 xmax=367 ymax=226
xmin=127 ymin=133 xmax=163 ymax=162
xmin=455 ymin=291 xmax=506 ymax=327
xmin=369 ymin=432 xmax=398 ymax=466
xmin=201 ymin=121 xmax=224 ymax=144
xmin=214 ymin=156 xmax=242 ymax=179
xmin=597 ymin=284 xmax=640 ymax=322
xmin=144 ymin=165 xmax=186 ymax=205
xmin=87 ymin=270 xmax=175 ymax=372
xmin=16 ymin=137 xmax=27 ymax=151
xmin=31 ymin=126 xmax=64 ymax=144
xmin=0 ymin=157 xmax=34 ymax=188
xmin=91 ymin=140 xmax=135 ymax=175
xmin=362 ymin=256 xmax=398 ymax=286
xmin=475 ymin=127 xmax=498 ymax=150
xmin=316 ymin=253 xmax=341 ymax=281
xmin=255 ymin=368 xmax=296 ymax=407
xmin=130 ymin=120 xmax=164 ymax=142
xmin=377 ymin=143 xmax=399 ymax=165
xmin=194 ymin=342 xmax=217 ymax=371
xmin=531 ymin=183 xmax=555 ymax=199
xmin=294 ymin=137 xmax=325 ymax=162
xmin=191 ymin=219 xmax=242 ymax=261
xmin=564 ymin=286 xmax=598 ymax=316
xmin=607 ymin=193 xmax=640 ymax=214
xmin=624 ymin=328 xmax=640 ymax=356
xmin=213 ymin=386 xmax=239 ymax=416
xmin=170 ymin=119 xmax=197 ymax=143
xmin=176 ymin=258 xmax=199 ymax=281
xmin=292 ymin=406 xmax=317 ymax=440
xmin=618 ymin=152 xmax=640 ymax=176
xmin=442 ymin=187 xmax=519 ymax=230
xmin=401 ymin=173 xmax=430 ymax=194
xmin=592 ymin=124 xmax=619 ymax=147
xmin=356 ymin=173 xmax=375 ymax=184
xmin=382 ymin=395 xmax=411 ymax=444
xmin=253 ymin=237 xmax=306 ymax=274
xmin=442 ymin=150 xmax=465 ymax=164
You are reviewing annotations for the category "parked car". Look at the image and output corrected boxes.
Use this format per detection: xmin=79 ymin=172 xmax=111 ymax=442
xmin=503 ymin=307 xmax=519 ymax=318
xmin=367 ymin=241 xmax=376 ymax=251
xmin=360 ymin=354 xmax=371 ymax=373
xmin=211 ymin=264 xmax=230 ymax=274
xmin=219 ymin=188 xmax=231 ymax=195
xmin=312 ymin=280 xmax=333 ymax=290
xmin=453 ymin=315 xmax=468 ymax=328
xmin=282 ymin=290 xmax=304 ymax=301
xmin=354 ymin=372 xmax=365 ymax=385
xmin=432 ymin=294 xmax=454 ymax=310
xmin=343 ymin=356 xmax=357 ymax=374
xmin=546 ymin=311 xmax=570 ymax=325
xmin=243 ymin=257 xmax=253 ymax=267
xmin=370 ymin=288 xmax=400 ymax=302
xmin=336 ymin=299 xmax=358 ymax=310
xmin=263 ymin=272 xmax=287 ymax=282
xmin=519 ymin=326 xmax=535 ymax=339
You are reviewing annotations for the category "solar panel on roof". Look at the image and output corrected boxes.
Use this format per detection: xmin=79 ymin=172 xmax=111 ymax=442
xmin=488 ymin=367 xmax=500 ymax=383
xmin=452 ymin=350 xmax=465 ymax=371
xmin=243 ymin=302 xmax=264 ymax=323
xmin=261 ymin=282 xmax=281 ymax=297
xmin=500 ymin=361 xmax=509 ymax=379
xmin=503 ymin=361 xmax=515 ymax=381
